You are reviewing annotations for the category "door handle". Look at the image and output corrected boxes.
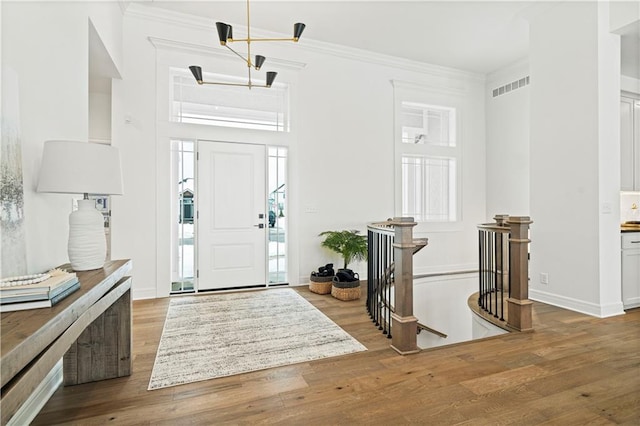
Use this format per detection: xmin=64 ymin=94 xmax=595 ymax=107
xmin=254 ymin=224 xmax=265 ymax=229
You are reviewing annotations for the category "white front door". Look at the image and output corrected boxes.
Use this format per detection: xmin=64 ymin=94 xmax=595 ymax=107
xmin=197 ymin=141 xmax=267 ymax=290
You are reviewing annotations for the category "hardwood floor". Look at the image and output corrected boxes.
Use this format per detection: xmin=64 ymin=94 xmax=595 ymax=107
xmin=34 ymin=287 xmax=640 ymax=425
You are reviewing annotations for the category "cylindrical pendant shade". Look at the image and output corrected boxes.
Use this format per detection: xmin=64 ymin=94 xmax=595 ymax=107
xmin=216 ymin=22 xmax=231 ymax=45
xmin=266 ymin=71 xmax=277 ymax=87
xmin=189 ymin=65 xmax=203 ymax=83
xmin=37 ymin=141 xmax=123 ymax=196
xmin=293 ymin=23 xmax=306 ymax=41
xmin=254 ymin=55 xmax=266 ymax=70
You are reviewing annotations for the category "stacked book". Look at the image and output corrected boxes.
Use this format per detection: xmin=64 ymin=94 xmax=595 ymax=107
xmin=0 ymin=270 xmax=80 ymax=313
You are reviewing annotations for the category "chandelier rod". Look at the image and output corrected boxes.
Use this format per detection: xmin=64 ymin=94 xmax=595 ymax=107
xmin=246 ymin=0 xmax=252 ymax=87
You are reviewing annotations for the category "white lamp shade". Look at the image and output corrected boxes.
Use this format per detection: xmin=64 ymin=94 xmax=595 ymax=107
xmin=37 ymin=140 xmax=123 ymax=195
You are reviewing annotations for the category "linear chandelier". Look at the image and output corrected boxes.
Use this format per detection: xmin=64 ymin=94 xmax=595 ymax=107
xmin=189 ymin=0 xmax=305 ymax=89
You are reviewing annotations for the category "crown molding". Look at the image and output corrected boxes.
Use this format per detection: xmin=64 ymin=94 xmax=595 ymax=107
xmin=127 ymin=2 xmax=484 ymax=82
xmin=118 ymin=1 xmax=129 ymax=16
xmin=125 ymin=2 xmax=215 ymax=31
xmin=148 ymin=37 xmax=307 ymax=71
xmin=302 ymin=38 xmax=484 ymax=82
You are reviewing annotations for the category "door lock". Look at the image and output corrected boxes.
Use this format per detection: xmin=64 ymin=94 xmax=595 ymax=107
xmin=254 ymin=224 xmax=265 ymax=229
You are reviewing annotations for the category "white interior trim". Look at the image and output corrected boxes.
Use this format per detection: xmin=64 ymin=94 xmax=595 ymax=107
xmin=530 ymin=288 xmax=625 ymax=318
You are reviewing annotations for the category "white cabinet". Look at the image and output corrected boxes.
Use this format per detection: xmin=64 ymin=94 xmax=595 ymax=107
xmin=620 ymin=97 xmax=640 ymax=191
xmin=622 ymin=232 xmax=640 ymax=309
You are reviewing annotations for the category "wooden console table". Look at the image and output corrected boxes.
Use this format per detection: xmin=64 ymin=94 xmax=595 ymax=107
xmin=0 ymin=259 xmax=132 ymax=425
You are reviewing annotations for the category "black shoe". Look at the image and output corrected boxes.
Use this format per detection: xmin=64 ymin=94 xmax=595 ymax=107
xmin=317 ymin=263 xmax=335 ymax=277
xmin=336 ymin=270 xmax=359 ymax=282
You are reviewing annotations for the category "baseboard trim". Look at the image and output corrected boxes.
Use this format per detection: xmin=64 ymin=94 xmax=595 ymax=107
xmin=8 ymin=360 xmax=62 ymax=426
xmin=530 ymin=289 xmax=625 ymax=318
xmin=133 ymin=288 xmax=157 ymax=300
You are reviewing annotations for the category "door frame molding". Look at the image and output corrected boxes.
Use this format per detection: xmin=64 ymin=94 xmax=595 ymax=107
xmin=157 ymin=135 xmax=299 ymax=298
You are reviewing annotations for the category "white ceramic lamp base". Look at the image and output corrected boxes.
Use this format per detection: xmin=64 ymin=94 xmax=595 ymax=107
xmin=68 ymin=199 xmax=106 ymax=271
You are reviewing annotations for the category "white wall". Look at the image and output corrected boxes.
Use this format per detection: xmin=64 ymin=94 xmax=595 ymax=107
xmin=609 ymin=0 xmax=640 ymax=34
xmin=528 ymin=1 xmax=623 ymax=317
xmin=3 ymin=2 xmax=88 ymax=273
xmin=89 ymin=92 xmax=111 ymax=143
xmin=485 ymin=60 xmax=530 ymax=217
xmin=1 ymin=1 xmax=123 ymax=274
xmin=112 ymin=5 xmax=487 ymax=298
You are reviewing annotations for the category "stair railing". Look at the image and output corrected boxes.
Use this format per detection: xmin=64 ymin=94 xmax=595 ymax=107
xmin=367 ymin=217 xmax=427 ymax=355
xmin=478 ymin=215 xmax=533 ymax=331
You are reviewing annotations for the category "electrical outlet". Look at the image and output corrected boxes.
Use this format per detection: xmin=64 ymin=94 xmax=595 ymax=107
xmin=540 ymin=272 xmax=549 ymax=285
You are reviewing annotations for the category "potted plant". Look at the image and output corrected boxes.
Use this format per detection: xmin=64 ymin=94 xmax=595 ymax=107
xmin=318 ymin=230 xmax=368 ymax=301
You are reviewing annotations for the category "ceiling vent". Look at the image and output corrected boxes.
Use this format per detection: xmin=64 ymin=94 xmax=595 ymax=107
xmin=492 ymin=76 xmax=530 ymax=98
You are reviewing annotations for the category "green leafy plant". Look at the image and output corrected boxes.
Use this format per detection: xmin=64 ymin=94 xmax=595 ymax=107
xmin=319 ymin=230 xmax=368 ymax=269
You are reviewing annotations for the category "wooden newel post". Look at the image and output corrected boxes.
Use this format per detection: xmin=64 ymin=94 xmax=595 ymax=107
xmin=507 ymin=216 xmax=533 ymax=331
xmin=390 ymin=217 xmax=420 ymax=355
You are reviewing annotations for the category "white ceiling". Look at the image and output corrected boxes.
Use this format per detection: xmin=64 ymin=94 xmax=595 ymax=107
xmin=136 ymin=0 xmax=536 ymax=74
xmin=128 ymin=0 xmax=640 ymax=78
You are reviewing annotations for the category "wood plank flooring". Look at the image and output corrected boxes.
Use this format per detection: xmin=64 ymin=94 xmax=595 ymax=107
xmin=33 ymin=287 xmax=640 ymax=425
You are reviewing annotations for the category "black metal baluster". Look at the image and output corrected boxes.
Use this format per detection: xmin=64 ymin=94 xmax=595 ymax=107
xmin=485 ymin=230 xmax=489 ymax=312
xmin=478 ymin=230 xmax=482 ymax=309
xmin=383 ymin=233 xmax=389 ymax=334
xmin=480 ymin=230 xmax=484 ymax=311
xmin=387 ymin=233 xmax=393 ymax=339
xmin=496 ymin=230 xmax=500 ymax=319
xmin=374 ymin=232 xmax=380 ymax=327
xmin=367 ymin=230 xmax=371 ymax=316
xmin=500 ymin=232 xmax=505 ymax=321
xmin=376 ymin=234 xmax=384 ymax=330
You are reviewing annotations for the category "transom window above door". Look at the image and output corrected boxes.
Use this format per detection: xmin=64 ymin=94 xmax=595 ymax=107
xmin=170 ymin=68 xmax=289 ymax=132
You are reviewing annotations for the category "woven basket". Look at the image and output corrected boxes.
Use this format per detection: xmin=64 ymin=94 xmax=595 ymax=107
xmin=331 ymin=280 xmax=361 ymax=301
xmin=309 ymin=274 xmax=334 ymax=295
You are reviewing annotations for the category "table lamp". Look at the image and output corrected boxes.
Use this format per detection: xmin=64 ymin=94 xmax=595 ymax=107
xmin=37 ymin=140 xmax=123 ymax=271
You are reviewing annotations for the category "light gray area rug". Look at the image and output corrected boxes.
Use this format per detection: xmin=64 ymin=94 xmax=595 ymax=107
xmin=148 ymin=288 xmax=367 ymax=390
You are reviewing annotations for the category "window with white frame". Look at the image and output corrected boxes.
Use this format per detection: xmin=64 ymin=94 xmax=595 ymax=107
xmin=397 ymin=100 xmax=459 ymax=222
xmin=170 ymin=68 xmax=289 ymax=132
